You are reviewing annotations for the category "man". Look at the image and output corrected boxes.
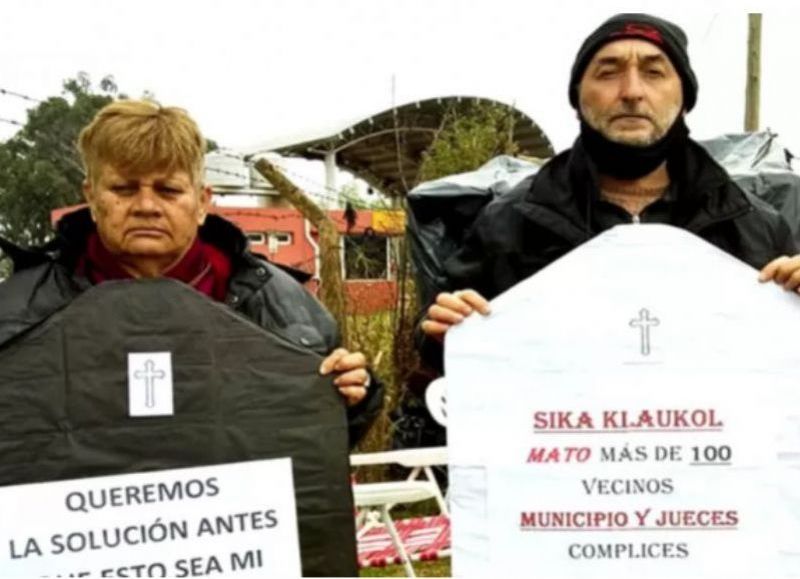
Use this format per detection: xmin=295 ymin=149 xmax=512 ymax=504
xmin=0 ymin=99 xmax=381 ymax=443
xmin=419 ymin=13 xmax=800 ymax=368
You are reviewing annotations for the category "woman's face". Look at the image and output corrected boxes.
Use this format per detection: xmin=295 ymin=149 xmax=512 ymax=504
xmin=84 ymin=165 xmax=211 ymax=276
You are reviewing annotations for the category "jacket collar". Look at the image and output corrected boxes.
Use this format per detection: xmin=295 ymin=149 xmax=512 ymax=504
xmin=4 ymin=208 xmax=253 ymax=271
xmin=516 ymin=137 xmax=752 ymax=237
xmin=6 ymin=207 xmax=313 ymax=287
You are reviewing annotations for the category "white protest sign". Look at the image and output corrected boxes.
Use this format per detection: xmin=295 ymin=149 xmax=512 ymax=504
xmin=0 ymin=458 xmax=301 ymax=577
xmin=446 ymin=224 xmax=800 ymax=578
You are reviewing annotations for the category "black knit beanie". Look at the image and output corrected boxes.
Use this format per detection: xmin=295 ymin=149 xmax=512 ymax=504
xmin=568 ymin=13 xmax=698 ymax=112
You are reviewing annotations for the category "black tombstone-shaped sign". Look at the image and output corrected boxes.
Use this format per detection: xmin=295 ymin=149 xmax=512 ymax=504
xmin=0 ymin=279 xmax=357 ymax=576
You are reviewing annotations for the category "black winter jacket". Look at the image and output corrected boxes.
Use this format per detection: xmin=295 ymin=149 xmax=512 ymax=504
xmin=419 ymin=139 xmax=798 ymax=369
xmin=0 ymin=209 xmax=383 ymax=444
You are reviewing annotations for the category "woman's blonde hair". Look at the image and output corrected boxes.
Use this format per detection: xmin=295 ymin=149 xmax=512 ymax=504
xmin=78 ymin=99 xmax=206 ymax=185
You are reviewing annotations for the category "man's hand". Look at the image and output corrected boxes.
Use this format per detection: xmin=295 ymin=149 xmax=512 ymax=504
xmin=759 ymin=255 xmax=800 ymax=292
xmin=420 ymin=289 xmax=491 ymax=341
xmin=320 ymin=348 xmax=370 ymax=406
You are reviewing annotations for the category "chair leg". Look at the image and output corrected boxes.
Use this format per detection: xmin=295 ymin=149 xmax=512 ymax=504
xmin=423 ymin=466 xmax=449 ymax=515
xmin=381 ymin=504 xmax=415 ymax=577
xmin=355 ymin=509 xmax=368 ymax=534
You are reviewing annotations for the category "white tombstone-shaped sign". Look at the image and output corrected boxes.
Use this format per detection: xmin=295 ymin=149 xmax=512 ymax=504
xmin=446 ymin=224 xmax=800 ymax=578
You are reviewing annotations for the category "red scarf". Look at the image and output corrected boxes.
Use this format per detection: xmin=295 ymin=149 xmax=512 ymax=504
xmin=77 ymin=232 xmax=232 ymax=302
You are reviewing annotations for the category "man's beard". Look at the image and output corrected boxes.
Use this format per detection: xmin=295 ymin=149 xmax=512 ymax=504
xmin=579 ymin=114 xmax=689 ymax=180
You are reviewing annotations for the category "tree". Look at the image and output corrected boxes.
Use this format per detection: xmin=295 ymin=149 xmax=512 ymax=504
xmin=386 ymin=101 xmax=522 ymax=455
xmin=252 ymin=158 xmax=349 ymax=345
xmin=0 ymin=74 xmax=117 ymax=248
xmin=418 ymin=100 xmax=518 ymax=183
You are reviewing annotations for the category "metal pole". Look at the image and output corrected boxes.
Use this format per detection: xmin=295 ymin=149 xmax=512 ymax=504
xmin=324 ymin=150 xmax=337 ymax=193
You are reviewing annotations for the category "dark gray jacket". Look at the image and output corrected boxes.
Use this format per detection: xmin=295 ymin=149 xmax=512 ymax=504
xmin=0 ymin=209 xmax=382 ymax=444
xmin=418 ymin=139 xmax=798 ymax=370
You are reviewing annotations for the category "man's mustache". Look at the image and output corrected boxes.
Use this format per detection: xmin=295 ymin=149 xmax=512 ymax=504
xmin=609 ymin=112 xmax=654 ymax=122
xmin=610 ymin=104 xmax=653 ymax=122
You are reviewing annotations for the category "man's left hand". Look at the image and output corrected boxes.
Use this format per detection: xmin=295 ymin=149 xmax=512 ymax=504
xmin=759 ymin=255 xmax=800 ymax=292
xmin=319 ymin=348 xmax=370 ymax=406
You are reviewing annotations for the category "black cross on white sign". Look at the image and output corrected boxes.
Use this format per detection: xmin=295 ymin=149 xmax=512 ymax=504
xmin=133 ymin=359 xmax=166 ymax=408
xmin=629 ymin=308 xmax=660 ymax=356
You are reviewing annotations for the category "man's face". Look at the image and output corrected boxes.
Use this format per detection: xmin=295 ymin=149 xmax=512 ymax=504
xmin=578 ymin=39 xmax=683 ymax=146
xmin=84 ymin=165 xmax=211 ymax=273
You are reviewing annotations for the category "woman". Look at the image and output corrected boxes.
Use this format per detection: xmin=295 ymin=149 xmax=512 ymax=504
xmin=0 ymin=99 xmax=381 ymax=443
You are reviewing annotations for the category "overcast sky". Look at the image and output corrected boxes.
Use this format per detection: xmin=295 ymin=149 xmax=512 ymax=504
xmin=1 ymin=1 xmax=797 ymax=175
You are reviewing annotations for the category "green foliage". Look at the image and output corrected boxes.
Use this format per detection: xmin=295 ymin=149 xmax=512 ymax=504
xmin=0 ymin=73 xmax=116 ymax=247
xmin=0 ymin=255 xmax=10 ymax=280
xmin=360 ymin=558 xmax=450 ymax=577
xmin=337 ymin=182 xmax=392 ymax=210
xmin=365 ymin=101 xmax=523 ymax=457
xmin=418 ymin=101 xmax=519 ymax=183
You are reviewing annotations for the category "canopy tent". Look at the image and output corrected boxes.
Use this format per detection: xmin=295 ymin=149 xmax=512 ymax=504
xmin=247 ymin=96 xmax=554 ymax=197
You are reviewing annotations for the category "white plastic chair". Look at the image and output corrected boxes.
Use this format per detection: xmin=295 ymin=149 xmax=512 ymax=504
xmin=350 ymin=446 xmax=449 ymax=576
xmin=425 ymin=377 xmax=447 ymax=427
